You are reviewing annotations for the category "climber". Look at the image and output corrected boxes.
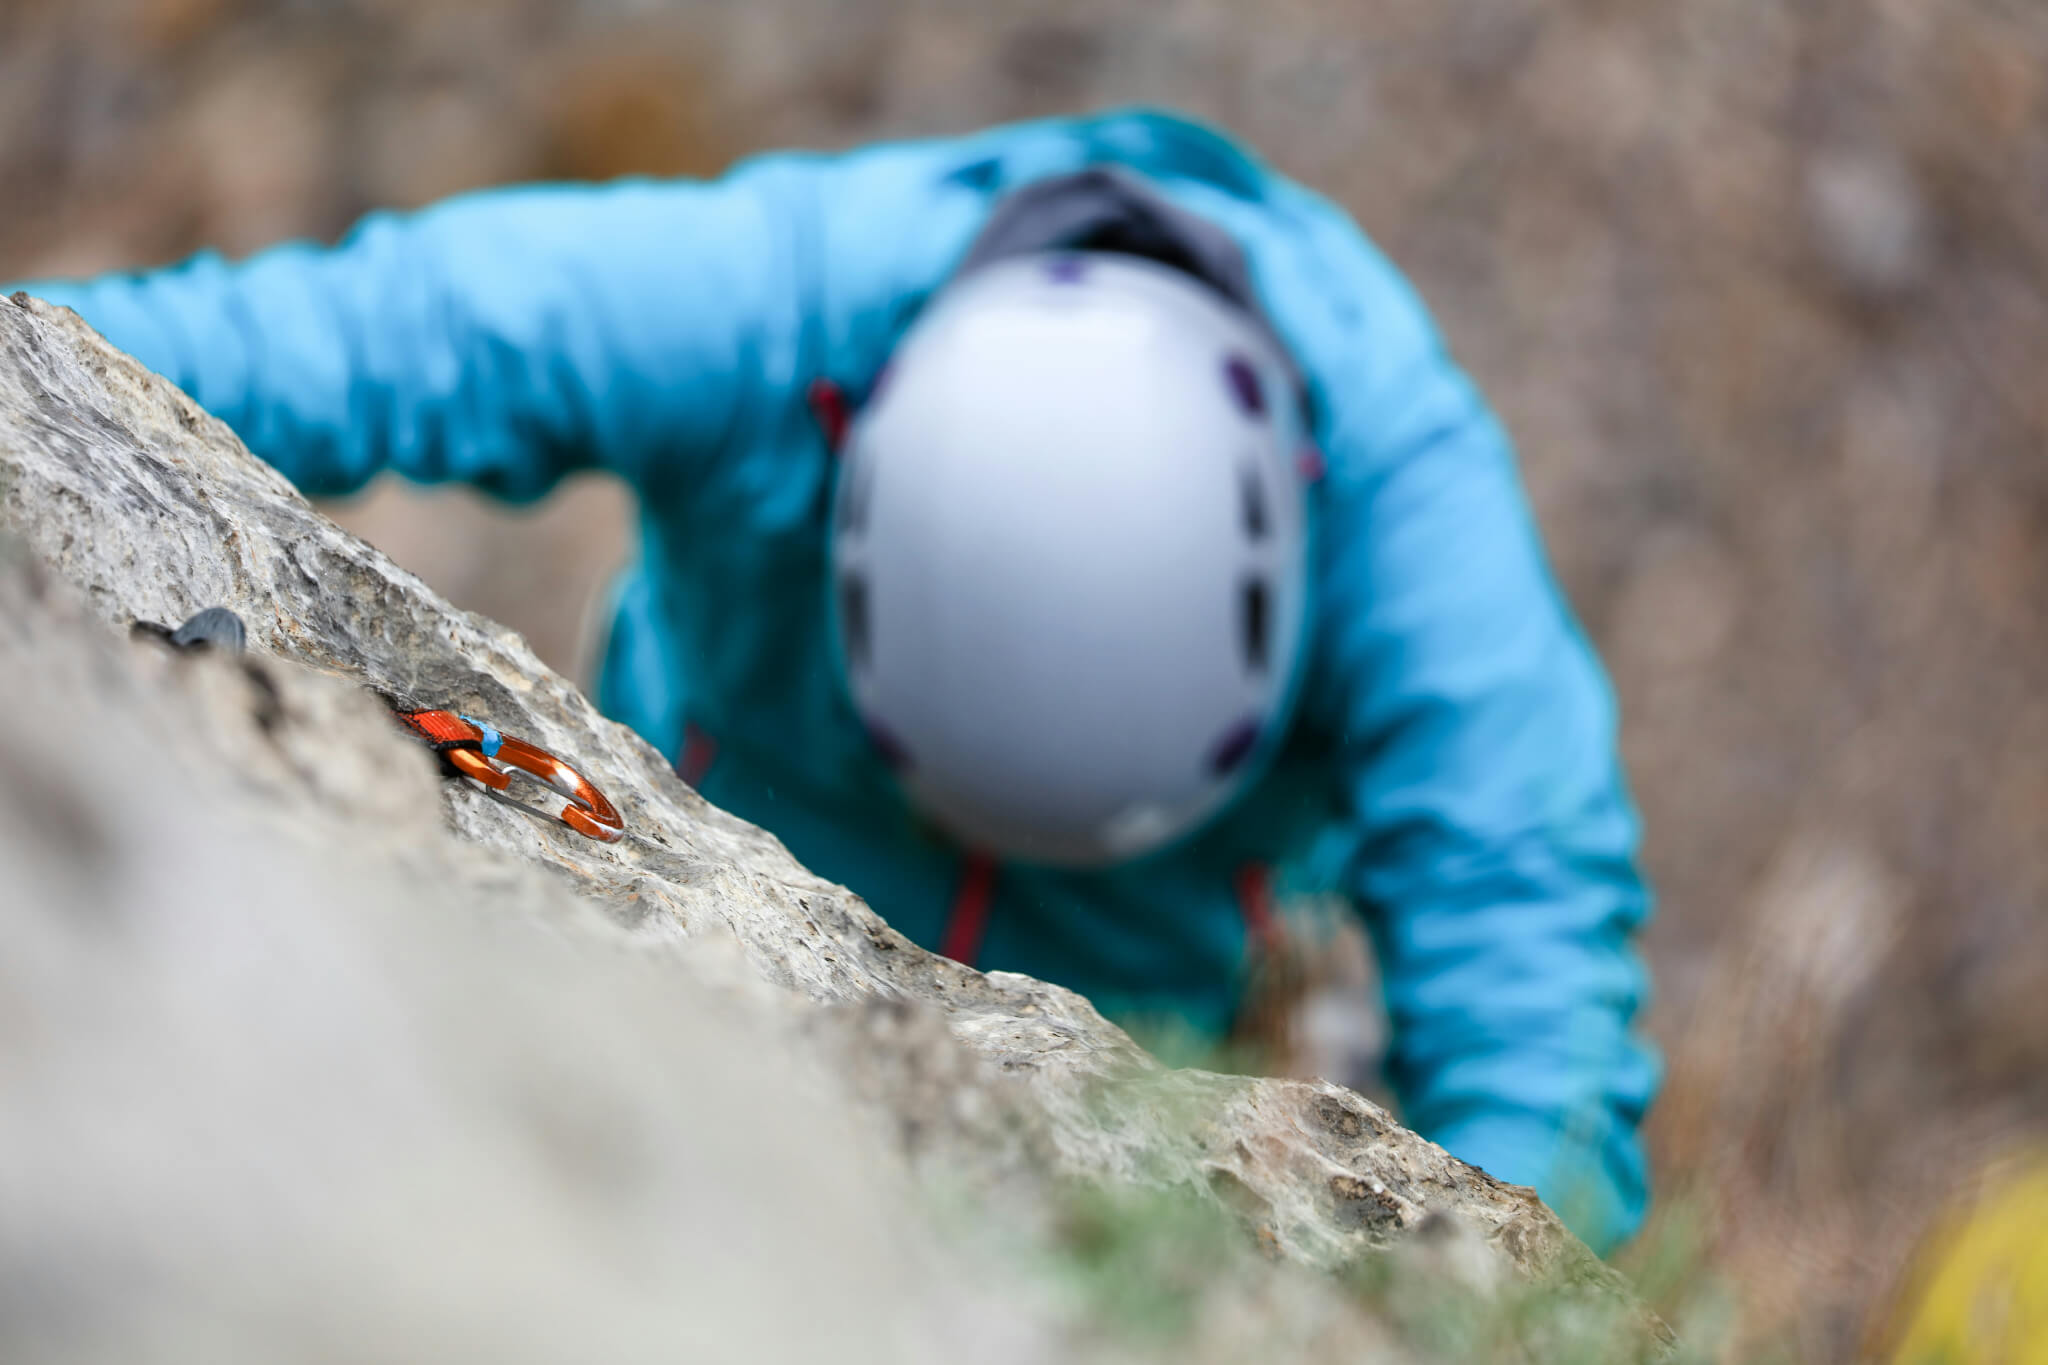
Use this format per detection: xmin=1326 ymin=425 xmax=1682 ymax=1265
xmin=9 ymin=108 xmax=1659 ymax=1254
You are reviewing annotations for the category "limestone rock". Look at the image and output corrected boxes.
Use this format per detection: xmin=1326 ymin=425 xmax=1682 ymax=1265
xmin=0 ymin=291 xmax=1661 ymax=1360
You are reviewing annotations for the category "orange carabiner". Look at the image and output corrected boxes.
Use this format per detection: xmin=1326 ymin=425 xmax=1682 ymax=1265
xmin=388 ymin=705 xmax=625 ymax=843
xmin=450 ymin=731 xmax=625 ymax=843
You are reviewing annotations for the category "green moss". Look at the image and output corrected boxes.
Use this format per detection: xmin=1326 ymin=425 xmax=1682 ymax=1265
xmin=1041 ymin=1183 xmax=1251 ymax=1344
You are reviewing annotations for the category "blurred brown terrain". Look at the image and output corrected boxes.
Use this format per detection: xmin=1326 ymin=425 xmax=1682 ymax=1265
xmin=5 ymin=1 xmax=2046 ymax=1359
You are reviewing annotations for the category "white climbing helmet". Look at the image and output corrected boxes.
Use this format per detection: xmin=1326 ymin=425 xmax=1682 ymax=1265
xmin=831 ymin=252 xmax=1311 ymax=866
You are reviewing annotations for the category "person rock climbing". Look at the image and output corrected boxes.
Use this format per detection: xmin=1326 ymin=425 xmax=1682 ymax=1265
xmin=10 ymin=108 xmax=1659 ymax=1254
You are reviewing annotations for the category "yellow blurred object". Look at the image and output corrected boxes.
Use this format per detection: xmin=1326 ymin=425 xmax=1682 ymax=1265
xmin=1890 ymin=1158 xmax=2048 ymax=1365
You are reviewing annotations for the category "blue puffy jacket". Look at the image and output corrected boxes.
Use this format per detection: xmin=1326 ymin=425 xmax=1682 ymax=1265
xmin=14 ymin=108 xmax=1659 ymax=1253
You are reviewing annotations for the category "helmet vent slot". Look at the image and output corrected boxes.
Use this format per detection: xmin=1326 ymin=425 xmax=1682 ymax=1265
xmin=839 ymin=573 xmax=871 ymax=671
xmin=1239 ymin=464 xmax=1268 ymax=541
xmin=1223 ymin=354 xmax=1266 ymax=418
xmin=1240 ymin=576 xmax=1269 ymax=674
xmin=1207 ymin=715 xmax=1262 ymax=776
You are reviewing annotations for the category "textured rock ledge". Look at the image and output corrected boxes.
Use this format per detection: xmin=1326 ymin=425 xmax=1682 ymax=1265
xmin=0 ymin=291 xmax=1661 ymax=1360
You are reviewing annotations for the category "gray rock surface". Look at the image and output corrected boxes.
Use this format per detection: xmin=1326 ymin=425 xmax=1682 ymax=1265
xmin=0 ymin=291 xmax=1660 ymax=1361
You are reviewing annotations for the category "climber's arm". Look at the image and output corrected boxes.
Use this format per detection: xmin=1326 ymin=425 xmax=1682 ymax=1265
xmin=1311 ymin=277 xmax=1659 ymax=1258
xmin=8 ymin=169 xmax=822 ymax=505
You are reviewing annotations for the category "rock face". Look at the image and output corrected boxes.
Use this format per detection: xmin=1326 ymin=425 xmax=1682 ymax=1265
xmin=0 ymin=292 xmax=1657 ymax=1361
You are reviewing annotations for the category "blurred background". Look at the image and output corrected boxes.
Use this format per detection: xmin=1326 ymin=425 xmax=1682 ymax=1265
xmin=5 ymin=0 xmax=2045 ymax=1358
